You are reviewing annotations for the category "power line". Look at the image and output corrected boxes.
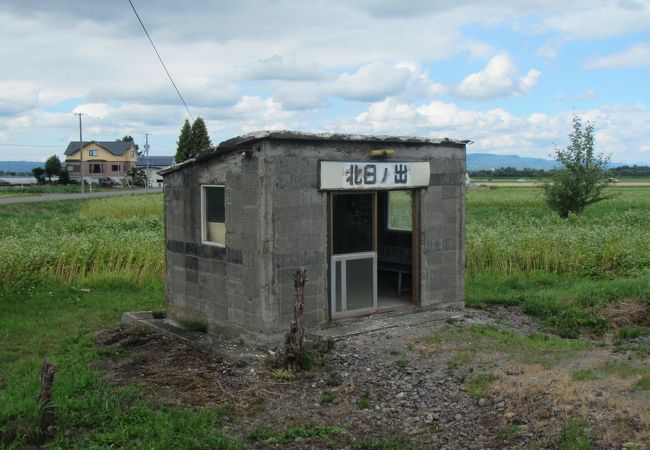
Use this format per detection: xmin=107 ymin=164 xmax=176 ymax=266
xmin=128 ymin=0 xmax=194 ymax=121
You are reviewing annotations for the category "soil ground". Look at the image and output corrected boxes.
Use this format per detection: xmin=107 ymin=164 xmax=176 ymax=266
xmin=93 ymin=307 xmax=650 ymax=449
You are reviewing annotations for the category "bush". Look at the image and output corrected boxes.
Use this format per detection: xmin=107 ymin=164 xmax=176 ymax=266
xmin=98 ymin=177 xmax=118 ymax=187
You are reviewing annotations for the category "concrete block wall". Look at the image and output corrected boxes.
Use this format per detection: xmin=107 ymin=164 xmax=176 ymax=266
xmin=163 ymin=136 xmax=466 ymax=342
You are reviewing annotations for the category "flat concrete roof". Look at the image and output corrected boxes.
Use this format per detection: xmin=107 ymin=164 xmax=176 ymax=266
xmin=160 ymin=130 xmax=470 ymax=176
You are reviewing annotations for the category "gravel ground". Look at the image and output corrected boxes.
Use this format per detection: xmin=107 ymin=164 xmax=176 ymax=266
xmin=93 ymin=306 xmax=650 ymax=449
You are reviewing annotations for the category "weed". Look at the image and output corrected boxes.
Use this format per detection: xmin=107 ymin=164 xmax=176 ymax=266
xmin=549 ymin=418 xmax=593 ymax=450
xmin=571 ymin=369 xmax=598 ymax=381
xmin=629 ymin=375 xmax=650 ymax=391
xmin=465 ymin=372 xmax=496 ymax=397
xmin=326 ymin=372 xmax=342 ymax=387
xmin=389 ymin=359 xmax=408 ymax=368
xmin=496 ymin=426 xmax=521 ymax=441
xmin=358 ymin=387 xmax=372 ymax=410
xmin=177 ymin=319 xmax=208 ymax=333
xmin=247 ymin=425 xmax=345 ymax=445
xmin=321 ymin=390 xmax=337 ymax=405
xmin=600 ymin=360 xmax=644 ymax=378
xmin=151 ymin=309 xmax=166 ymax=319
xmin=271 ymin=369 xmax=295 ymax=381
xmin=355 ymin=437 xmax=409 ymax=450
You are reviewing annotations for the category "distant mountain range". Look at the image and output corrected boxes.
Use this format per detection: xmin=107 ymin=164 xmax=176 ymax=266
xmin=467 ymin=153 xmax=557 ymax=171
xmin=0 ymin=161 xmax=44 ymax=173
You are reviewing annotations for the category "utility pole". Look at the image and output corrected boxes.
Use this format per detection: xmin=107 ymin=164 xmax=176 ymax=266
xmin=74 ymin=113 xmax=85 ymax=193
xmin=144 ymin=133 xmax=150 ymax=189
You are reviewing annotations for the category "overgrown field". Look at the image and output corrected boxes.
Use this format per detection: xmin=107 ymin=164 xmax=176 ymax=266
xmin=466 ymin=187 xmax=650 ymax=337
xmin=1 ymin=187 xmax=649 ymax=448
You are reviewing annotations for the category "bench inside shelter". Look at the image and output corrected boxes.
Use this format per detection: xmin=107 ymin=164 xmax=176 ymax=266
xmin=378 ymin=245 xmax=412 ymax=296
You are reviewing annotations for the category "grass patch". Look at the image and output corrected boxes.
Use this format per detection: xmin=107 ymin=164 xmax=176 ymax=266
xmin=571 ymin=369 xmax=599 ymax=381
xmin=465 ymin=372 xmax=496 ymax=397
xmin=549 ymin=418 xmax=593 ymax=450
xmin=271 ymin=368 xmax=295 ymax=381
xmin=629 ymin=375 xmax=650 ymax=391
xmin=247 ymin=425 xmax=345 ymax=446
xmin=428 ymin=325 xmax=590 ymax=368
xmin=355 ymin=437 xmax=409 ymax=450
xmin=321 ymin=390 xmax=337 ymax=405
xmin=388 ymin=359 xmax=408 ymax=368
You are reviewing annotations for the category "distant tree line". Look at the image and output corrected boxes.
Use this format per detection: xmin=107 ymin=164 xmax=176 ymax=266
xmin=468 ymin=165 xmax=650 ymax=179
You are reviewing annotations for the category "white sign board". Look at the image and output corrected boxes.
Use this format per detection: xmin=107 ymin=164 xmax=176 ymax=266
xmin=320 ymin=161 xmax=430 ymax=190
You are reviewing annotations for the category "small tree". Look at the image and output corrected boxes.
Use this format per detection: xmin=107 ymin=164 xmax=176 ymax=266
xmin=124 ymin=168 xmax=147 ymax=188
xmin=543 ymin=116 xmax=610 ymax=218
xmin=32 ymin=167 xmax=46 ymax=184
xmin=174 ymin=120 xmax=193 ymax=163
xmin=189 ymin=117 xmax=211 ymax=158
xmin=44 ymin=155 xmax=62 ymax=182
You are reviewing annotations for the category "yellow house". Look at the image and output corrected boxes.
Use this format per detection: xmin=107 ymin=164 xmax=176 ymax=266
xmin=64 ymin=141 xmax=138 ymax=181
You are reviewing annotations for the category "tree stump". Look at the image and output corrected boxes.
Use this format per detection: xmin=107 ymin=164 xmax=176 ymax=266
xmin=285 ymin=269 xmax=308 ymax=372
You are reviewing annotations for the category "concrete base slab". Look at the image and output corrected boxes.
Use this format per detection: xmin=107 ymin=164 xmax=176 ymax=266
xmin=309 ymin=308 xmax=463 ymax=340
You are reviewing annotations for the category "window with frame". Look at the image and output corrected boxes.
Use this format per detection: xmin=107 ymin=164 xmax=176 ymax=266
xmin=89 ymin=149 xmax=98 ymax=156
xmin=111 ymin=164 xmax=120 ymax=172
xmin=89 ymin=163 xmax=104 ymax=174
xmin=387 ymin=190 xmax=412 ymax=231
xmin=66 ymin=165 xmax=79 ymax=172
xmin=202 ymin=185 xmax=225 ymax=246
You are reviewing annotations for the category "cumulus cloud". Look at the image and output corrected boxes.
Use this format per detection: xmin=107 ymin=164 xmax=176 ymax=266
xmin=455 ymin=54 xmax=541 ymax=101
xmin=585 ymin=42 xmax=650 ymax=69
xmin=0 ymin=81 xmax=39 ymax=116
xmin=328 ymin=99 xmax=650 ymax=163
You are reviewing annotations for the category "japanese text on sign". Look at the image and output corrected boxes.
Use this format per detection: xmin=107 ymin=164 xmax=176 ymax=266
xmin=319 ymin=161 xmax=430 ymax=190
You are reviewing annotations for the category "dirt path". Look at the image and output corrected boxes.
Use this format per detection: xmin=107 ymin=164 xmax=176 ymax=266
xmin=93 ymin=308 xmax=649 ymax=449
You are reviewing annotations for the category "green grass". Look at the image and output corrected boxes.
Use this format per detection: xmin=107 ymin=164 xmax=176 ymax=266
xmin=465 ymin=372 xmax=497 ymax=397
xmin=429 ymin=325 xmax=591 ymax=368
xmin=246 ymin=425 xmax=345 ymax=446
xmin=629 ymin=375 xmax=650 ymax=391
xmin=550 ymin=418 xmax=593 ymax=450
xmin=466 ymin=186 xmax=650 ymax=336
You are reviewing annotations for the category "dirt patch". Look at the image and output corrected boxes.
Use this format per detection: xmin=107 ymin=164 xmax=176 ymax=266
xmin=92 ymin=308 xmax=649 ymax=449
xmin=602 ymin=299 xmax=650 ymax=328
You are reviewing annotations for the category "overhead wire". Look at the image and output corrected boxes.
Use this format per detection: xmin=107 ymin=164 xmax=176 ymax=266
xmin=127 ymin=0 xmax=194 ymax=121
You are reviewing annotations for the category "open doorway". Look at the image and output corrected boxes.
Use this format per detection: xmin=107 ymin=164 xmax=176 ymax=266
xmin=329 ymin=190 xmax=416 ymax=319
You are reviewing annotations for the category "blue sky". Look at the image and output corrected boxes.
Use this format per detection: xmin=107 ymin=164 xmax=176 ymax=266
xmin=0 ymin=0 xmax=649 ymax=163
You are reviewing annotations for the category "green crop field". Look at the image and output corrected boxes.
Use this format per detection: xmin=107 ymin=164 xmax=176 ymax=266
xmin=1 ymin=187 xmax=649 ymax=447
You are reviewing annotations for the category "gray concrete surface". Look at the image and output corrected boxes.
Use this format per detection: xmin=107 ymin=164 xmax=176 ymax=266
xmin=0 ymin=188 xmax=162 ymax=205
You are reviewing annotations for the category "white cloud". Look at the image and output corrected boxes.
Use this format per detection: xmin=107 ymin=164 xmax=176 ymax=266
xmin=455 ymin=54 xmax=541 ymax=101
xmin=243 ymin=55 xmax=325 ymax=81
xmin=331 ymin=62 xmax=413 ymax=101
xmin=574 ymin=89 xmax=597 ymax=101
xmin=585 ymin=42 xmax=650 ymax=69
xmin=328 ymin=99 xmax=650 ymax=163
xmin=0 ymin=81 xmax=39 ymax=116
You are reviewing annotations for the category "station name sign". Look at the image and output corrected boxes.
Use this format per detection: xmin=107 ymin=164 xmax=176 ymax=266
xmin=319 ymin=161 xmax=430 ymax=190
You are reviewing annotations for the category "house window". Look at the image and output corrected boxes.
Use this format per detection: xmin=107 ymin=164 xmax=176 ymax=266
xmin=111 ymin=164 xmax=120 ymax=172
xmin=202 ymin=185 xmax=225 ymax=246
xmin=89 ymin=163 xmax=105 ymax=174
xmin=89 ymin=149 xmax=98 ymax=156
xmin=66 ymin=165 xmax=79 ymax=172
xmin=387 ymin=191 xmax=412 ymax=231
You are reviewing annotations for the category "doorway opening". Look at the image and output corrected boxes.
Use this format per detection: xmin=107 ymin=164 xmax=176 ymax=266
xmin=329 ymin=190 xmax=417 ymax=319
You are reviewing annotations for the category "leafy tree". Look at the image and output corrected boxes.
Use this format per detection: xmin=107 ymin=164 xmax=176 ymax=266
xmin=189 ymin=117 xmax=211 ymax=158
xmin=174 ymin=120 xmax=193 ymax=163
xmin=58 ymin=170 xmax=70 ymax=185
xmin=32 ymin=167 xmax=46 ymax=184
xmin=123 ymin=168 xmax=147 ymax=188
xmin=119 ymin=135 xmax=139 ymax=151
xmin=543 ymin=116 xmax=610 ymax=218
xmin=44 ymin=155 xmax=62 ymax=182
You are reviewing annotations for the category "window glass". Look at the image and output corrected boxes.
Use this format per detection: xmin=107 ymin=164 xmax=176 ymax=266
xmin=89 ymin=149 xmax=98 ymax=156
xmin=111 ymin=164 xmax=120 ymax=172
xmin=332 ymin=193 xmax=374 ymax=254
xmin=388 ymin=191 xmax=412 ymax=231
xmin=203 ymin=186 xmax=225 ymax=245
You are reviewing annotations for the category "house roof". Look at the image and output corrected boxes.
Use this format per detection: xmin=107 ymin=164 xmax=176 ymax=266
xmin=64 ymin=141 xmax=136 ymax=156
xmin=160 ymin=130 xmax=470 ymax=176
xmin=136 ymin=155 xmax=175 ymax=168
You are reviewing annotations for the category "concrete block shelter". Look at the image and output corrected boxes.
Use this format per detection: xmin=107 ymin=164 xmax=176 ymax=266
xmin=160 ymin=131 xmax=468 ymax=343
